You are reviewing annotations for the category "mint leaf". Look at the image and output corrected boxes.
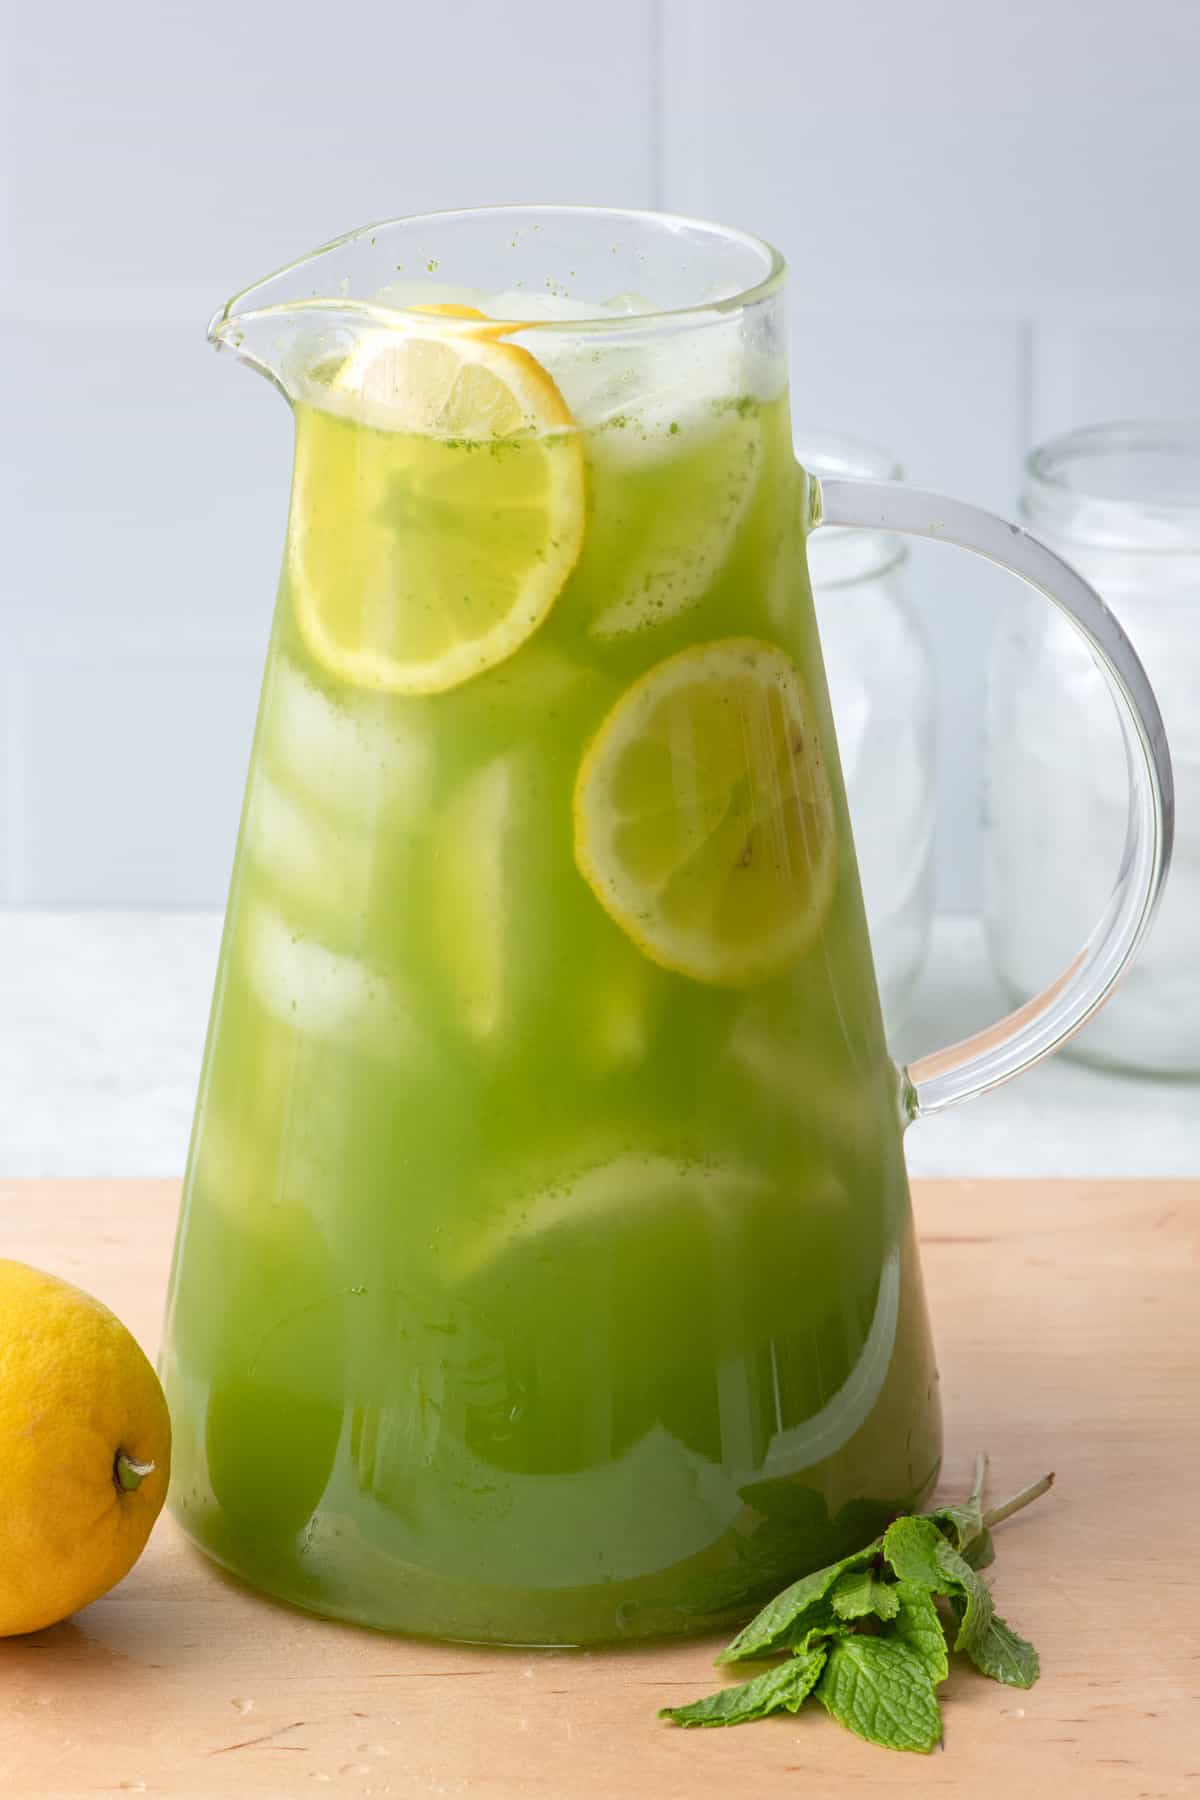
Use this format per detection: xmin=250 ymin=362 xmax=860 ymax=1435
xmin=926 ymin=1500 xmax=995 ymax=1570
xmin=830 ymin=1568 xmax=900 ymax=1622
xmin=661 ymin=1642 xmax=827 ymax=1728
xmin=871 ymin=1583 xmax=902 ymax=1621
xmin=793 ymin=1621 xmax=849 ymax=1655
xmin=935 ymin=1538 xmax=994 ymax=1651
xmin=926 ymin=1451 xmax=986 ymax=1551
xmin=892 ymin=1580 xmax=949 ymax=1685
xmin=882 ymin=1514 xmax=947 ymax=1589
xmin=717 ymin=1542 xmax=881 ymax=1664
xmin=817 ymin=1638 xmax=942 ymax=1754
xmin=883 ymin=1515 xmax=995 ymax=1652
xmin=963 ymin=1525 xmax=996 ymax=1571
xmin=955 ymin=1606 xmax=1039 ymax=1688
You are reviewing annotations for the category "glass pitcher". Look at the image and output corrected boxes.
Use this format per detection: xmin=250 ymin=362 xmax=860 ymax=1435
xmin=160 ymin=207 xmax=1171 ymax=1647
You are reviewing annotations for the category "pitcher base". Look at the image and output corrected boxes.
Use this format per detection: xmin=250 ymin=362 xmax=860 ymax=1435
xmin=169 ymin=1456 xmax=939 ymax=1649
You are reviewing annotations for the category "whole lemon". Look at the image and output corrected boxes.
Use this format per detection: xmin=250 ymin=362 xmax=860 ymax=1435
xmin=0 ymin=1259 xmax=171 ymax=1635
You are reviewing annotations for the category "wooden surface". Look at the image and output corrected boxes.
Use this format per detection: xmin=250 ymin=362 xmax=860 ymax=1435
xmin=0 ymin=1178 xmax=1196 ymax=1799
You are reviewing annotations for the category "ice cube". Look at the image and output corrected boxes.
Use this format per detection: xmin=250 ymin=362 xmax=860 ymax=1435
xmin=242 ymin=904 xmax=422 ymax=1063
xmin=261 ymin=662 xmax=432 ymax=826
xmin=585 ymin=405 xmax=763 ymax=640
xmin=576 ymin=946 xmax=659 ymax=1073
xmin=433 ymin=750 xmax=537 ymax=1045
xmin=369 ymin=278 xmax=488 ymax=314
xmin=467 ymin=641 xmax=594 ymax=715
xmin=483 ymin=286 xmax=607 ymax=323
xmin=242 ymin=772 xmax=375 ymax=928
xmin=536 ymin=313 xmax=774 ymax=449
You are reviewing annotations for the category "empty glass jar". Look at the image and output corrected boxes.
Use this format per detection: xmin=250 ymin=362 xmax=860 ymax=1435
xmin=799 ymin=432 xmax=938 ymax=1035
xmin=984 ymin=421 xmax=1200 ymax=1075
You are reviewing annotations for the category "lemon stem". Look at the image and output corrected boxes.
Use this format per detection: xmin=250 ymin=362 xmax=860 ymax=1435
xmin=114 ymin=1451 xmax=155 ymax=1494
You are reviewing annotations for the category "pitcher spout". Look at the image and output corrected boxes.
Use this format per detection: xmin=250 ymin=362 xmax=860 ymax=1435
xmin=205 ymin=219 xmax=408 ymax=401
xmin=207 ymin=289 xmax=360 ymax=405
xmin=208 ymin=294 xmax=305 ymax=401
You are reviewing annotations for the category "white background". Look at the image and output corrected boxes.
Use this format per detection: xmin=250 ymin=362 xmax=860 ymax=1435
xmin=3 ymin=0 xmax=1199 ymax=912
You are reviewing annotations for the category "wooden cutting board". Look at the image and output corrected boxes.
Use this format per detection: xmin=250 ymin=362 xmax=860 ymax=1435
xmin=0 ymin=1178 xmax=1196 ymax=1799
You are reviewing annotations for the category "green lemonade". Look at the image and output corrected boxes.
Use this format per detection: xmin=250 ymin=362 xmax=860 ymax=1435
xmin=162 ymin=335 xmax=941 ymax=1645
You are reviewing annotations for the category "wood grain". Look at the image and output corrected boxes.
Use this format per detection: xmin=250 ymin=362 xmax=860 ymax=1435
xmin=0 ymin=1178 xmax=1196 ymax=1798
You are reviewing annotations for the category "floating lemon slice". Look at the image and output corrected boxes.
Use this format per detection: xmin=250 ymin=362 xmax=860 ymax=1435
xmin=573 ymin=638 xmax=838 ymax=985
xmin=289 ymin=306 xmax=585 ymax=695
xmin=451 ymin=1151 xmax=773 ymax=1285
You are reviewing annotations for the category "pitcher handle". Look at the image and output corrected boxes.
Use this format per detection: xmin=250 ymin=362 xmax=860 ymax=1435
xmin=809 ymin=476 xmax=1174 ymax=1120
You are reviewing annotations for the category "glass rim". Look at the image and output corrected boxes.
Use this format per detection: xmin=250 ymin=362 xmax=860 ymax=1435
xmin=1024 ymin=419 xmax=1200 ymax=548
xmin=216 ymin=204 xmax=788 ymax=341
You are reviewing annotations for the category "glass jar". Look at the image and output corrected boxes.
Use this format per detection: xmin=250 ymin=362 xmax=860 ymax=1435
xmin=799 ymin=431 xmax=938 ymax=1034
xmin=984 ymin=421 xmax=1200 ymax=1075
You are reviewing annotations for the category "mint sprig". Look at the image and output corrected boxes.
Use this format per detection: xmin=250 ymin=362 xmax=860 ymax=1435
xmin=715 ymin=1542 xmax=881 ymax=1664
xmin=659 ymin=1455 xmax=1053 ymax=1754
xmin=891 ymin=1580 xmax=948 ymax=1684
xmin=830 ymin=1567 xmax=901 ymax=1622
xmin=817 ymin=1636 xmax=944 ymax=1753
xmin=665 ymin=1639 xmax=829 ymax=1728
xmin=954 ymin=1602 xmax=1040 ymax=1688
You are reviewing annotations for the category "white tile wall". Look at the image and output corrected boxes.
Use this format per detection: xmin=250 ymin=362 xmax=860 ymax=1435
xmin=660 ymin=0 xmax=1200 ymax=305
xmin=1030 ymin=318 xmax=1200 ymax=443
xmin=1 ymin=0 xmax=657 ymax=297
xmin=3 ymin=0 xmax=1198 ymax=908
xmin=21 ymin=646 xmax=265 ymax=907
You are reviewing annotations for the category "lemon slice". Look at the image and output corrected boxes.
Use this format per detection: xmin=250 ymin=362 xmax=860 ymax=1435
xmin=289 ymin=310 xmax=585 ymax=695
xmin=573 ymin=638 xmax=838 ymax=985
xmin=409 ymin=302 xmax=499 ymax=322
xmin=451 ymin=1151 xmax=773 ymax=1285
